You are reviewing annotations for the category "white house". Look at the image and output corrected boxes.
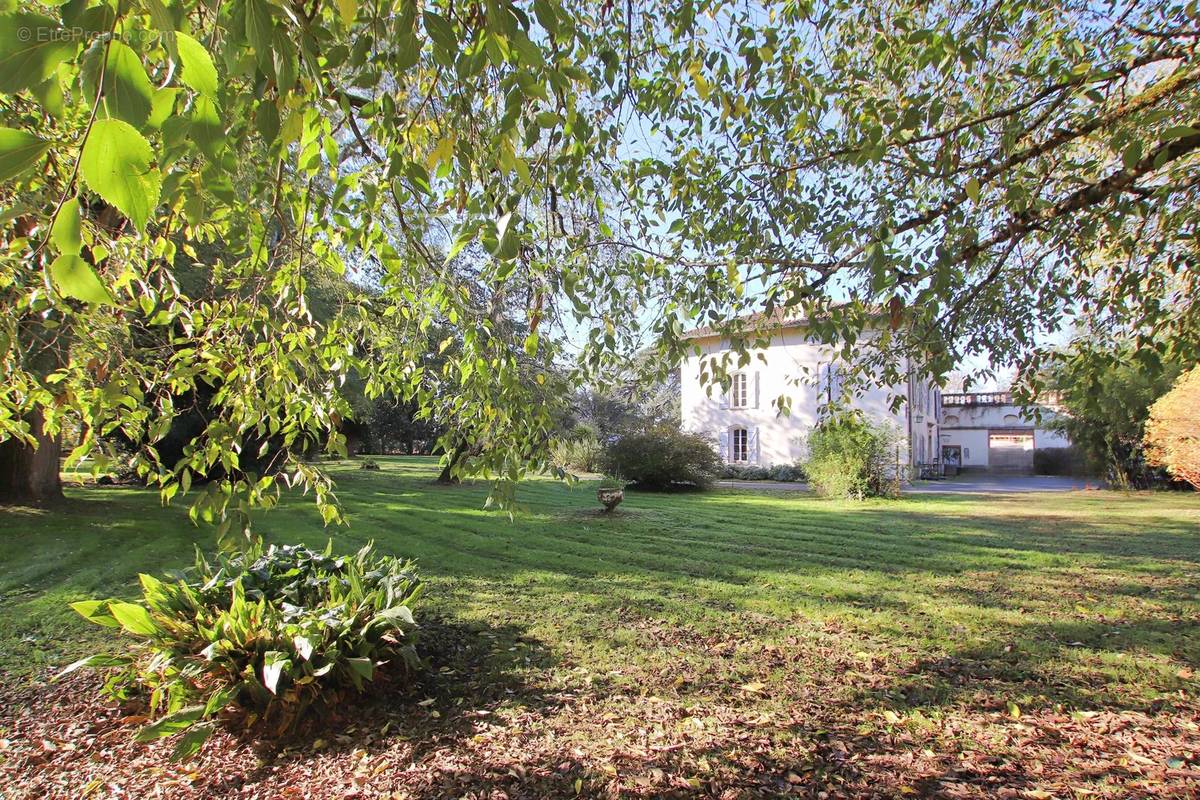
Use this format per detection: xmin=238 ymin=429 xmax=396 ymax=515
xmin=939 ymin=391 xmax=1071 ymax=473
xmin=680 ymin=314 xmax=941 ymax=471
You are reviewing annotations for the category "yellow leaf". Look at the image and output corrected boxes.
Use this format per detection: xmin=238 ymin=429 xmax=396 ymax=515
xmin=687 ymin=61 xmax=711 ymax=100
xmin=740 ymin=681 xmax=766 ymax=694
xmin=1007 ymin=701 xmax=1021 ymax=719
xmin=427 ymin=135 xmax=455 ymax=171
xmin=336 ymin=0 xmax=358 ymax=24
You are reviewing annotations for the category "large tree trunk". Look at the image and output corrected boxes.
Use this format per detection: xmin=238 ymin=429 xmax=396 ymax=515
xmin=0 ymin=409 xmax=63 ymax=505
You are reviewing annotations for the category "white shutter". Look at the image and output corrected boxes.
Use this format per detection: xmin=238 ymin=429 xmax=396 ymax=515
xmin=754 ymin=371 xmax=761 ymax=409
xmin=748 ymin=427 xmax=759 ymax=464
xmin=718 ymin=429 xmax=729 ymax=462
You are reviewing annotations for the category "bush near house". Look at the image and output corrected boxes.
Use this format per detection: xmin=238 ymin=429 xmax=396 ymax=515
xmin=1145 ymin=366 xmax=1200 ymax=490
xmin=803 ymin=411 xmax=900 ymax=499
xmin=62 ymin=542 xmax=421 ymax=760
xmin=719 ymin=463 xmax=807 ymax=482
xmin=602 ymin=429 xmax=721 ymax=490
xmin=1032 ymin=446 xmax=1088 ymax=477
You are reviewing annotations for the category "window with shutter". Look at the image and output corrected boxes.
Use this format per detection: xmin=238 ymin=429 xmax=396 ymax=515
xmin=731 ymin=427 xmax=748 ymax=462
xmin=730 ymin=373 xmax=748 ymax=408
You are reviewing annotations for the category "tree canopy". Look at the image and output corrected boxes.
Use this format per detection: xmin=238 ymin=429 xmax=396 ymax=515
xmin=2 ymin=0 xmax=1197 ymax=529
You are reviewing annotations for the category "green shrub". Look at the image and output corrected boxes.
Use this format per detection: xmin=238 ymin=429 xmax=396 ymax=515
xmin=739 ymin=465 xmax=772 ymax=481
xmin=360 ymin=457 xmax=381 ymax=470
xmin=768 ymin=463 xmax=806 ymax=482
xmin=1033 ymin=446 xmax=1087 ymax=476
xmin=602 ymin=429 xmax=721 ymax=490
xmin=803 ymin=411 xmax=900 ymax=499
xmin=549 ymin=435 xmax=604 ymax=473
xmin=720 ymin=463 xmax=806 ymax=481
xmin=61 ymin=541 xmax=421 ymax=760
xmin=720 ymin=462 xmax=806 ymax=482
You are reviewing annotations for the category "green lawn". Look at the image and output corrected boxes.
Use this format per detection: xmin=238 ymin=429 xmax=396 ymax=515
xmin=2 ymin=457 xmax=1198 ymax=796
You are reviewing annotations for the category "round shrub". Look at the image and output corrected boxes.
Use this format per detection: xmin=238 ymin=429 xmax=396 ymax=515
xmin=62 ymin=541 xmax=421 ymax=760
xmin=602 ymin=429 xmax=721 ymax=490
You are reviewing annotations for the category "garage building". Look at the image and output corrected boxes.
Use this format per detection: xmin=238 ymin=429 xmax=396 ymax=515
xmin=939 ymin=392 xmax=1071 ymax=474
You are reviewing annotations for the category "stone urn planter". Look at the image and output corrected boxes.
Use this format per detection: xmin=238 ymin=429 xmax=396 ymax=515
xmin=596 ymin=487 xmax=625 ymax=512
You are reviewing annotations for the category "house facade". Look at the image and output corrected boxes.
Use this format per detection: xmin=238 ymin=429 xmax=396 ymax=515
xmin=680 ymin=319 xmax=941 ymax=471
xmin=939 ymin=392 xmax=1071 ymax=473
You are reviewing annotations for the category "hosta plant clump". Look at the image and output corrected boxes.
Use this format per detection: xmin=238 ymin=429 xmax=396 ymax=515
xmin=61 ymin=541 xmax=421 ymax=760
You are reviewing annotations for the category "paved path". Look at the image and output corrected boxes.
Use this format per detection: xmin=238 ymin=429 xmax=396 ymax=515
xmin=715 ymin=475 xmax=1095 ymax=494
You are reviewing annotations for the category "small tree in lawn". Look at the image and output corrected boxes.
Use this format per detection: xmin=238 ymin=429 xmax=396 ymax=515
xmin=1145 ymin=366 xmax=1200 ymax=490
xmin=804 ymin=410 xmax=901 ymax=500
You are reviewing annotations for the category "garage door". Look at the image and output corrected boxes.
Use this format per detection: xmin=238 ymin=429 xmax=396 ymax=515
xmin=988 ymin=434 xmax=1034 ymax=473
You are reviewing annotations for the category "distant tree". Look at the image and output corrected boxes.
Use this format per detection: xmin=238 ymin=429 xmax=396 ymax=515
xmin=1048 ymin=337 xmax=1186 ymax=487
xmin=569 ymin=359 xmax=681 ymax=439
xmin=365 ymin=395 xmax=443 ymax=455
xmin=1145 ymin=367 xmax=1200 ymax=490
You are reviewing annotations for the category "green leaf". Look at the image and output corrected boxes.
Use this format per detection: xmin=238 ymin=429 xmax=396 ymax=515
xmin=1161 ymin=125 xmax=1200 ymax=142
xmin=293 ymin=634 xmax=317 ymax=660
xmin=0 ymin=127 xmax=50 ymax=183
xmin=68 ymin=599 xmax=120 ymax=627
xmin=147 ymin=87 xmax=178 ymax=130
xmin=31 ymin=74 xmax=65 ymax=118
xmin=346 ymin=656 xmax=374 ymax=681
xmin=244 ymin=0 xmax=275 ymax=65
xmin=140 ymin=0 xmax=175 ymax=34
xmin=394 ymin=32 xmax=420 ymax=72
xmin=175 ymin=32 xmax=218 ymax=97
xmin=79 ymin=118 xmax=161 ymax=230
xmin=1121 ymin=141 xmax=1142 ymax=170
xmin=170 ymin=721 xmax=215 ymax=761
xmin=0 ymin=13 xmax=78 ymax=94
xmin=523 ymin=332 xmax=539 ymax=357
xmin=190 ymin=96 xmax=225 ymax=157
xmin=423 ymin=11 xmax=456 ymax=53
xmin=56 ymin=653 xmax=132 ymax=679
xmin=493 ymin=211 xmax=520 ymax=260
xmin=84 ymin=41 xmax=155 ymax=128
xmin=271 ymin=27 xmax=298 ymax=92
xmin=262 ymin=650 xmax=290 ymax=693
xmin=377 ymin=605 xmax=415 ymax=626
xmin=51 ymin=197 xmax=82 ymax=254
xmin=135 ymin=705 xmax=204 ymax=742
xmin=203 ymin=685 xmax=238 ymax=716
xmin=255 ymin=101 xmax=280 ymax=142
xmin=108 ymin=601 xmax=159 ymax=635
xmin=50 ymin=254 xmax=114 ymax=305
xmin=965 ymin=177 xmax=981 ymax=201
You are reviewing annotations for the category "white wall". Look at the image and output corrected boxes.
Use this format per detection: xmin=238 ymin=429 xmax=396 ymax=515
xmin=680 ymin=328 xmax=924 ymax=467
xmin=940 ymin=429 xmax=990 ymax=466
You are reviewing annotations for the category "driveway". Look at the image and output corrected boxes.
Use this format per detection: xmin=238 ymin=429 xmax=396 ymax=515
xmin=906 ymin=475 xmax=1095 ymax=493
xmin=715 ymin=475 xmax=1095 ymax=494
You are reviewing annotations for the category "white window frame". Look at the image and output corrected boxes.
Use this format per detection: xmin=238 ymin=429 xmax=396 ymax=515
xmin=730 ymin=372 xmax=749 ymax=409
xmin=730 ymin=426 xmax=749 ymax=463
